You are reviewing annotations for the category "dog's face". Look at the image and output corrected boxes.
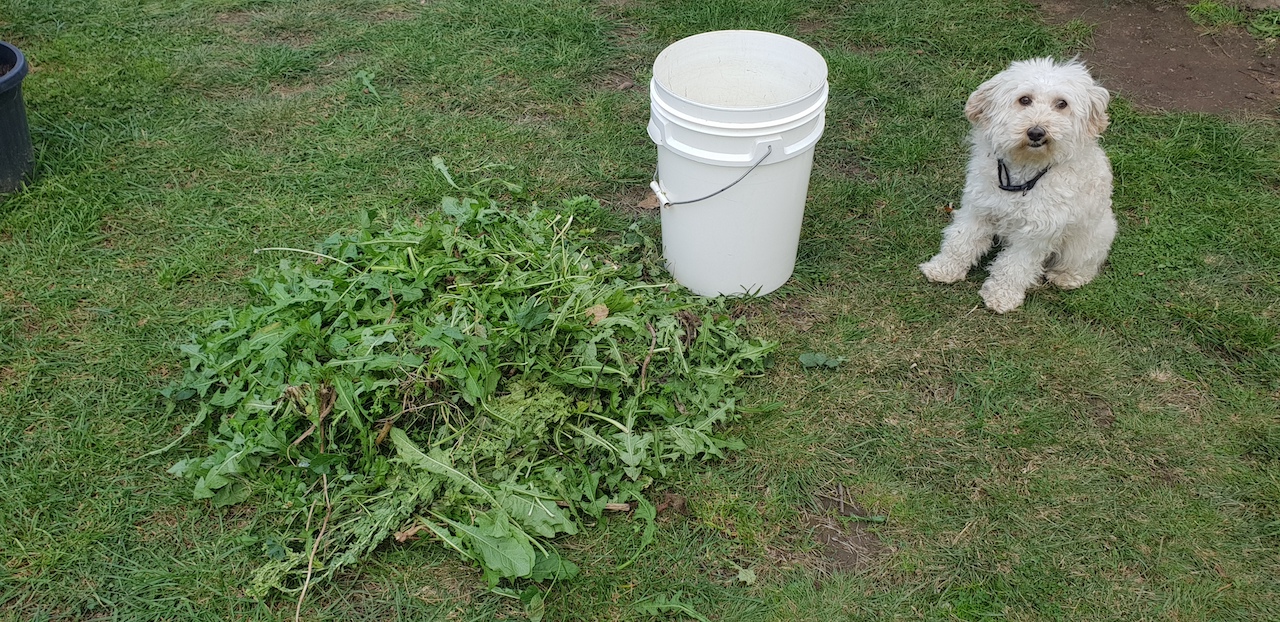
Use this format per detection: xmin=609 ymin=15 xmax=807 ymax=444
xmin=964 ymin=58 xmax=1110 ymax=164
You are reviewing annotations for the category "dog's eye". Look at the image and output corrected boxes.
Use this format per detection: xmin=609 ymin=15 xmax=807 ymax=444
xmin=1018 ymin=96 xmax=1032 ymax=106
xmin=1055 ymin=99 xmax=1069 ymax=110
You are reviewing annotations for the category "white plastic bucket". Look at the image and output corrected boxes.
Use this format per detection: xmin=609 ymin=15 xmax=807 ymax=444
xmin=647 ymin=30 xmax=828 ymax=297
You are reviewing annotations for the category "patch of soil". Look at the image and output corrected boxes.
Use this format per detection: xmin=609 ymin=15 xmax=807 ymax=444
xmin=804 ymin=487 xmax=889 ymax=573
xmin=598 ymin=183 xmax=659 ymax=213
xmin=213 ymin=11 xmax=316 ymax=48
xmin=270 ymin=83 xmax=316 ymax=98
xmin=1152 ymin=466 xmax=1187 ymax=486
xmin=595 ymin=71 xmax=638 ymax=92
xmin=795 ymin=19 xmax=831 ymax=37
xmin=656 ymin=491 xmax=689 ymax=515
xmin=0 ymin=366 xmax=19 ymax=393
xmin=768 ymin=297 xmax=821 ymax=331
xmin=1083 ymin=395 xmax=1116 ymax=428
xmin=372 ymin=6 xmax=417 ymax=22
xmin=825 ymin=145 xmax=874 ymax=181
xmin=1036 ymin=0 xmax=1279 ymax=116
xmin=213 ymin=11 xmax=253 ymax=27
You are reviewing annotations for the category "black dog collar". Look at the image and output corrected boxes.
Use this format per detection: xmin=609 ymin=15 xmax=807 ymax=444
xmin=997 ymin=159 xmax=1050 ymax=194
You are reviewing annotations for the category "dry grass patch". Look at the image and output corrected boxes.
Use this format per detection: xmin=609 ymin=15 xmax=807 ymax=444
xmin=269 ymin=82 xmax=318 ymax=98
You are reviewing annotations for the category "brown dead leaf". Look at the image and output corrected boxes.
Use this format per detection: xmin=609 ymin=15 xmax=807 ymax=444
xmin=374 ymin=419 xmax=395 ymax=445
xmin=637 ymin=192 xmax=661 ymax=210
xmin=395 ymin=523 xmax=428 ymax=543
xmin=585 ymin=304 xmax=609 ymax=325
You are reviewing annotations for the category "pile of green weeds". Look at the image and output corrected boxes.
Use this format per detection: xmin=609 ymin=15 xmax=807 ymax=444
xmin=161 ymin=166 xmax=774 ymax=598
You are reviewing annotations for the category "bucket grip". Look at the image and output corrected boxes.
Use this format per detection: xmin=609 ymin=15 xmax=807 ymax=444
xmin=650 ymin=145 xmax=772 ymax=208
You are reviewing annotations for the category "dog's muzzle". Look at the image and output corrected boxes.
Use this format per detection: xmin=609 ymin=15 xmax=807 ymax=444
xmin=1026 ymin=125 xmax=1048 ymax=147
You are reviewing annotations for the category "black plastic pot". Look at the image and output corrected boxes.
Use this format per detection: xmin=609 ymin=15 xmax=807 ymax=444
xmin=1 ymin=41 xmax=33 ymax=194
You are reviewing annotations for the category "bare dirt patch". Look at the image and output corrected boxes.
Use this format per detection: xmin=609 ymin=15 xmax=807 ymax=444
xmin=270 ymin=83 xmax=317 ymax=98
xmin=1086 ymin=396 xmax=1117 ymax=428
xmin=595 ymin=70 xmax=639 ymax=92
xmin=0 ymin=365 xmax=21 ymax=394
xmin=804 ymin=486 xmax=890 ymax=573
xmin=1144 ymin=367 xmax=1212 ymax=415
xmin=213 ymin=11 xmax=317 ymax=48
xmin=597 ymin=183 xmax=658 ymax=214
xmin=1036 ymin=0 xmax=1279 ymax=116
xmin=371 ymin=6 xmax=417 ymax=22
xmin=795 ymin=19 xmax=831 ymax=38
xmin=825 ymin=144 xmax=875 ymax=181
xmin=213 ymin=11 xmax=252 ymax=28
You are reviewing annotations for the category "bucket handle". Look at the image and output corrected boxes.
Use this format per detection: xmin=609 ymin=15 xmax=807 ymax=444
xmin=650 ymin=145 xmax=772 ymax=208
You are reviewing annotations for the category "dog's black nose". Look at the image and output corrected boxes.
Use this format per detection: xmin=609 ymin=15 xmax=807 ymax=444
xmin=1027 ymin=126 xmax=1047 ymax=142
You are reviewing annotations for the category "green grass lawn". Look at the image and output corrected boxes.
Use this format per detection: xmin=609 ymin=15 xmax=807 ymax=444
xmin=2 ymin=0 xmax=1278 ymax=619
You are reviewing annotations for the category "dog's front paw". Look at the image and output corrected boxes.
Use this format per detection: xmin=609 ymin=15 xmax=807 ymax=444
xmin=979 ymin=279 xmax=1025 ymax=313
xmin=919 ymin=256 xmax=969 ymax=283
xmin=1045 ymin=270 xmax=1091 ymax=290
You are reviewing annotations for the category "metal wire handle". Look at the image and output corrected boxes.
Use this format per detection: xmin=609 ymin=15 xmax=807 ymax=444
xmin=650 ymin=145 xmax=773 ymax=208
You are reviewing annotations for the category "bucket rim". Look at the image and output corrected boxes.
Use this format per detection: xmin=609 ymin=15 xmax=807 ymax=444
xmin=651 ymin=80 xmax=828 ymax=131
xmin=0 ymin=41 xmax=29 ymax=92
xmin=651 ymin=77 xmax=828 ymax=117
xmin=652 ymin=29 xmax=828 ymax=113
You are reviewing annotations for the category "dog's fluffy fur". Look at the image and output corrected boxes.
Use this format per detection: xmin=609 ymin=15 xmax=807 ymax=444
xmin=919 ymin=57 xmax=1116 ymax=313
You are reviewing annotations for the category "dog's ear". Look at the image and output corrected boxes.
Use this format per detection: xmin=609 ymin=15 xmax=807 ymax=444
xmin=964 ymin=79 xmax=998 ymax=124
xmin=1085 ymin=84 xmax=1111 ymax=137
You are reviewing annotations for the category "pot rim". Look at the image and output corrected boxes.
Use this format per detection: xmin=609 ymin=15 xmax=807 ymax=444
xmin=1 ymin=41 xmax=30 ymax=93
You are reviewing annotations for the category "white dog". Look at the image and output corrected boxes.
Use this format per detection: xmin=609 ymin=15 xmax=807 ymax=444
xmin=919 ymin=58 xmax=1116 ymax=313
